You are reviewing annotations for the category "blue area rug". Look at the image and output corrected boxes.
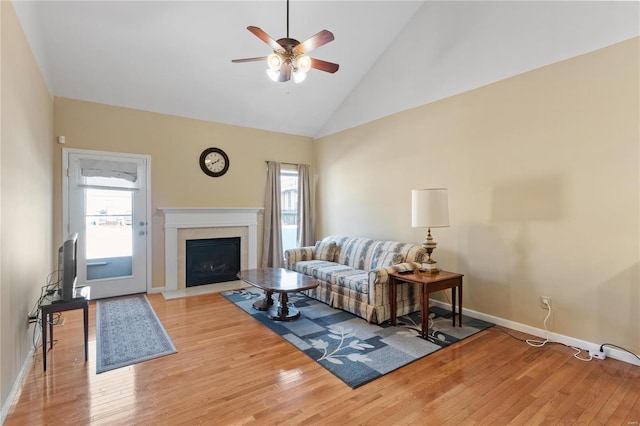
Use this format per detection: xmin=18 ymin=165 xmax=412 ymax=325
xmin=96 ymin=294 xmax=176 ymax=374
xmin=222 ymin=289 xmax=493 ymax=388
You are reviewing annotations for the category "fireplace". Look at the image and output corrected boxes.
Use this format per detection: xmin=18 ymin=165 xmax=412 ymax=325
xmin=186 ymin=237 xmax=240 ymax=287
xmin=160 ymin=207 xmax=261 ymax=292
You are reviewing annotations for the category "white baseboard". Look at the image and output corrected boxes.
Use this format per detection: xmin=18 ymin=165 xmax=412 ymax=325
xmin=1 ymin=331 xmax=38 ymax=425
xmin=147 ymin=286 xmax=166 ymax=294
xmin=430 ymin=299 xmax=640 ymax=367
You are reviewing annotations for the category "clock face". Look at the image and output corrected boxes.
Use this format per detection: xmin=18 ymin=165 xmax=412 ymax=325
xmin=199 ymin=148 xmax=229 ymax=177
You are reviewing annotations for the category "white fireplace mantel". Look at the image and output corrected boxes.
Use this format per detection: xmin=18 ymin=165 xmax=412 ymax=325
xmin=159 ymin=207 xmax=261 ymax=291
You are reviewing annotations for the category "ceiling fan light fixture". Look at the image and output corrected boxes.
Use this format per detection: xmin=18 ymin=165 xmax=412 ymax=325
xmin=266 ymin=68 xmax=281 ymax=82
xmin=295 ymin=55 xmax=312 ymax=73
xmin=267 ymin=53 xmax=283 ymax=70
xmin=293 ymin=69 xmax=307 ymax=84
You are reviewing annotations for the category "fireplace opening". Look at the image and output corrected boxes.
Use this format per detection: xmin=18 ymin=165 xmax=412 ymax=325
xmin=186 ymin=237 xmax=240 ymax=287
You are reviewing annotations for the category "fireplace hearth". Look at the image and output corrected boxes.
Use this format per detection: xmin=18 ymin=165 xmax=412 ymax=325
xmin=186 ymin=237 xmax=240 ymax=287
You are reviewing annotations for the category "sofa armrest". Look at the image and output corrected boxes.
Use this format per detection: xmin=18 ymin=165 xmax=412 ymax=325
xmin=284 ymin=246 xmax=315 ymax=269
xmin=367 ymin=262 xmax=421 ymax=305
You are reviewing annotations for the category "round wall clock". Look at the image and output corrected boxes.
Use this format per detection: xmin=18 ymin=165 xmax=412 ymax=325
xmin=199 ymin=147 xmax=229 ymax=177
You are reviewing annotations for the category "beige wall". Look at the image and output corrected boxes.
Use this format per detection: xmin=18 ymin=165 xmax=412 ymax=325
xmin=314 ymin=38 xmax=639 ymax=352
xmin=1 ymin=1 xmax=54 ymax=412
xmin=53 ymin=98 xmax=313 ymax=289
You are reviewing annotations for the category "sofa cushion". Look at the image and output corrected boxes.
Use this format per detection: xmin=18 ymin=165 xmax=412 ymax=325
xmin=292 ymin=260 xmax=357 ymax=284
xmin=314 ymin=240 xmax=337 ymax=261
xmin=334 ymin=271 xmax=370 ymax=294
xmin=369 ymin=251 xmax=403 ymax=270
xmin=338 ymin=237 xmax=379 ymax=270
xmin=374 ymin=241 xmax=428 ymax=264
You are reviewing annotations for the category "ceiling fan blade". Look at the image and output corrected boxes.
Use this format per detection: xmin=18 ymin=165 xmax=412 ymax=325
xmin=278 ymin=63 xmax=292 ymax=82
xmin=247 ymin=26 xmax=285 ymax=53
xmin=293 ymin=30 xmax=335 ymax=55
xmin=231 ymin=56 xmax=268 ymax=63
xmin=310 ymin=58 xmax=339 ymax=74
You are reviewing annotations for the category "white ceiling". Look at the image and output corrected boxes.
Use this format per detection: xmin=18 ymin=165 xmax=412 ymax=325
xmin=12 ymin=1 xmax=639 ymax=139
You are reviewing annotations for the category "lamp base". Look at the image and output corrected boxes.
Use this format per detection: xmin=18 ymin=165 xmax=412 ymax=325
xmin=419 ymin=261 xmax=440 ymax=274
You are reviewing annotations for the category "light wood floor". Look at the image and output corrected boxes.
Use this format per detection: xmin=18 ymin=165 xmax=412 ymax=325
xmin=5 ymin=292 xmax=640 ymax=425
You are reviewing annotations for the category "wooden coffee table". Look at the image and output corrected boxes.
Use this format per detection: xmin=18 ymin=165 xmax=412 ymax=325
xmin=236 ymin=268 xmax=319 ymax=321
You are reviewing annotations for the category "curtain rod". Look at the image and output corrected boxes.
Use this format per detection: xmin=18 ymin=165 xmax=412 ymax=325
xmin=265 ymin=161 xmax=310 ymax=167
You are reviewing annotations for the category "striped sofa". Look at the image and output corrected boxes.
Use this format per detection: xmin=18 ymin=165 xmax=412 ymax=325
xmin=284 ymin=236 xmax=428 ymax=324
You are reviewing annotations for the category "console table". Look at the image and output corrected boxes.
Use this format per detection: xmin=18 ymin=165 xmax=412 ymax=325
xmin=40 ymin=286 xmax=90 ymax=371
xmin=388 ymin=270 xmax=463 ymax=339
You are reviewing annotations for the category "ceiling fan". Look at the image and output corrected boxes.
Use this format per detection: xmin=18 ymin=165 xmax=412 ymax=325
xmin=232 ymin=0 xmax=339 ymax=83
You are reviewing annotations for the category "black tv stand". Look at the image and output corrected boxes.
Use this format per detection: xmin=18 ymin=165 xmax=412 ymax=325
xmin=40 ymin=286 xmax=91 ymax=371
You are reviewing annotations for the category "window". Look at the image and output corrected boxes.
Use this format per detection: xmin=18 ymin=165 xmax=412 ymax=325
xmin=280 ymin=168 xmax=298 ymax=253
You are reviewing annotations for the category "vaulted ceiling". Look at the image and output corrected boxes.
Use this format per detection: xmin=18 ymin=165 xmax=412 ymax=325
xmin=12 ymin=1 xmax=639 ymax=138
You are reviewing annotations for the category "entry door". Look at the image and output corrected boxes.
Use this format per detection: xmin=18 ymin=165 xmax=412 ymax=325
xmin=65 ymin=150 xmax=150 ymax=299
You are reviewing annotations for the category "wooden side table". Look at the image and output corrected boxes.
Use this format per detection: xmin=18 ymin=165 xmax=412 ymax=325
xmin=388 ymin=270 xmax=463 ymax=339
xmin=39 ymin=286 xmax=90 ymax=371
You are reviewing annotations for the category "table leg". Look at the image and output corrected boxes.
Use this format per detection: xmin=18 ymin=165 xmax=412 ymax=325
xmin=84 ymin=303 xmax=89 ymax=362
xmin=451 ymin=286 xmax=456 ymax=327
xmin=279 ymin=292 xmax=290 ymax=318
xmin=421 ymin=284 xmax=429 ymax=340
xmin=266 ymin=292 xmax=300 ymax=321
xmin=42 ymin=312 xmax=47 ymax=371
xmin=389 ymin=276 xmax=397 ymax=326
xmin=253 ymin=290 xmax=274 ymax=311
xmin=458 ymin=280 xmax=463 ymax=327
xmin=49 ymin=314 xmax=54 ymax=349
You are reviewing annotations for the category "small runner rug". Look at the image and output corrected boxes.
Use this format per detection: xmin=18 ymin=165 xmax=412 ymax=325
xmin=222 ymin=289 xmax=493 ymax=388
xmin=96 ymin=294 xmax=176 ymax=374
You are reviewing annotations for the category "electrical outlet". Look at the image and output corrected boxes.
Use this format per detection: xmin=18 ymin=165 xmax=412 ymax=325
xmin=589 ymin=349 xmax=606 ymax=360
xmin=540 ymin=296 xmax=552 ymax=309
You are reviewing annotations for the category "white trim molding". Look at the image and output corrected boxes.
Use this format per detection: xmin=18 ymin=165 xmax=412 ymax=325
xmin=430 ymin=299 xmax=640 ymax=367
xmin=159 ymin=207 xmax=261 ymax=292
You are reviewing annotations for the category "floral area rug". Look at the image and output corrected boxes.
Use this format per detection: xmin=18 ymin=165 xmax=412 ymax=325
xmin=96 ymin=294 xmax=176 ymax=374
xmin=222 ymin=289 xmax=493 ymax=388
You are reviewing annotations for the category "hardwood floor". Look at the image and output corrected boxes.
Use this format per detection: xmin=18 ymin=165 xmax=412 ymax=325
xmin=5 ymin=292 xmax=640 ymax=425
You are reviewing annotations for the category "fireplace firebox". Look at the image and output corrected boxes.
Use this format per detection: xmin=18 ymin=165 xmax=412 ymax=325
xmin=185 ymin=237 xmax=240 ymax=287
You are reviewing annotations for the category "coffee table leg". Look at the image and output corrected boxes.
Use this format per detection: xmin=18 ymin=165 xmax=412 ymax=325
xmin=253 ymin=290 xmax=274 ymax=311
xmin=267 ymin=292 xmax=301 ymax=321
xmin=279 ymin=292 xmax=290 ymax=318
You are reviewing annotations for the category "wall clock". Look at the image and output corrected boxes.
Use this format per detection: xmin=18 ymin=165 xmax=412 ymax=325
xmin=199 ymin=147 xmax=229 ymax=177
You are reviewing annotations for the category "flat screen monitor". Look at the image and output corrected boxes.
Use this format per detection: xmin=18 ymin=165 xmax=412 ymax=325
xmin=58 ymin=233 xmax=78 ymax=302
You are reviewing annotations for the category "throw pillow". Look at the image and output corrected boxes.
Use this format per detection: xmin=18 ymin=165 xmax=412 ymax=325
xmin=314 ymin=241 xmax=337 ymax=261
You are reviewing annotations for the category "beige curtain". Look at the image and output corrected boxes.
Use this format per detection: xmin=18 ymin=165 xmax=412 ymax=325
xmin=262 ymin=161 xmax=283 ymax=268
xmin=297 ymin=164 xmax=314 ymax=247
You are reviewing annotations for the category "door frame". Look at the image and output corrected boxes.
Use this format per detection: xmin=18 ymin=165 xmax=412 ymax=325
xmin=62 ymin=148 xmax=153 ymax=293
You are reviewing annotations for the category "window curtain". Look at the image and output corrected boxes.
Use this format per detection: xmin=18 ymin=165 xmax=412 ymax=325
xmin=262 ymin=161 xmax=283 ymax=268
xmin=297 ymin=164 xmax=314 ymax=247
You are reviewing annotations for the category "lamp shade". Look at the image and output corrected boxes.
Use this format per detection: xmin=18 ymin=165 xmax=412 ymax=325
xmin=412 ymin=188 xmax=449 ymax=228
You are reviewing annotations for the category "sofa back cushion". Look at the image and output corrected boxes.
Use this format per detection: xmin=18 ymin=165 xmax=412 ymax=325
xmin=369 ymin=251 xmax=404 ymax=270
xmin=338 ymin=237 xmax=379 ymax=270
xmin=373 ymin=241 xmax=428 ymax=264
xmin=319 ymin=236 xmax=351 ymax=263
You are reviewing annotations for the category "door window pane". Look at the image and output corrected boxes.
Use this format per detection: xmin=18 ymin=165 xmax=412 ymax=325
xmin=85 ymin=188 xmax=133 ymax=279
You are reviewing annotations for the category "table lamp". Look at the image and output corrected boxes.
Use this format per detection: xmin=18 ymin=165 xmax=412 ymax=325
xmin=412 ymin=188 xmax=449 ymax=273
